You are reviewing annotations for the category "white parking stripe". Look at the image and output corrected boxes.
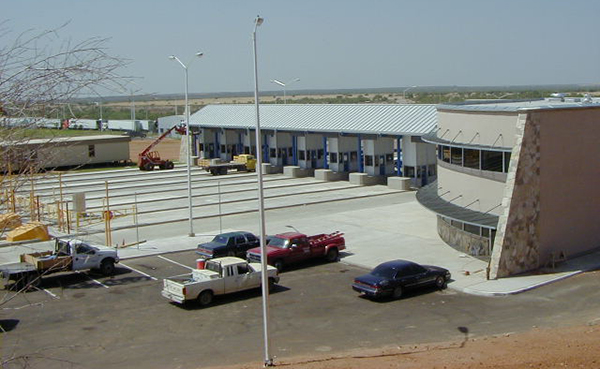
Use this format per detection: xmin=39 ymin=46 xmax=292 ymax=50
xmin=41 ymin=288 xmax=59 ymax=299
xmin=76 ymin=271 xmax=109 ymax=289
xmin=157 ymin=255 xmax=194 ymax=270
xmin=120 ymin=263 xmax=158 ymax=280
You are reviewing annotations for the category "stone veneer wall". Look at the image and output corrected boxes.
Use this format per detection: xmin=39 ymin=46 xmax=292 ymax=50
xmin=489 ymin=113 xmax=541 ymax=279
xmin=437 ymin=217 xmax=491 ymax=258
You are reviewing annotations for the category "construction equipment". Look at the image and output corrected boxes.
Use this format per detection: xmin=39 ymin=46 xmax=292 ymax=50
xmin=138 ymin=124 xmax=187 ymax=171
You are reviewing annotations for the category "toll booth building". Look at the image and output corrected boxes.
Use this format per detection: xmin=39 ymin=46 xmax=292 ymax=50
xmin=189 ymin=104 xmax=437 ymax=186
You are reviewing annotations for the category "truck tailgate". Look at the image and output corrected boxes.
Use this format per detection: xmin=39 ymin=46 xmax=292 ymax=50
xmin=161 ymin=278 xmax=188 ymax=304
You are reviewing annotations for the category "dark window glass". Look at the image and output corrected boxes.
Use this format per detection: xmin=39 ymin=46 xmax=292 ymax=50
xmin=481 ymin=151 xmax=503 ymax=172
xmin=463 ymin=223 xmax=481 ymax=235
xmin=405 ymin=166 xmax=415 ymax=177
xmin=371 ymin=265 xmax=396 ymax=279
xmin=463 ymin=149 xmax=480 ymax=169
xmin=246 ymin=234 xmax=257 ymax=242
xmin=482 ymin=228 xmax=490 ymax=237
xmin=269 ymin=148 xmax=276 ymax=158
xmin=220 ymin=144 xmax=225 ymax=153
xmin=330 ymin=153 xmax=338 ymax=163
xmin=199 ymin=143 xmax=204 ymax=151
xmin=299 ymin=150 xmax=306 ymax=160
xmin=442 ymin=146 xmax=451 ymax=163
xmin=318 ymin=149 xmax=324 ymax=159
xmin=386 ymin=154 xmax=393 ymax=163
xmin=504 ymin=152 xmax=511 ymax=172
xmin=88 ymin=145 xmax=95 ymax=158
xmin=365 ymin=156 xmax=373 ymax=166
xmin=451 ymin=147 xmax=462 ymax=165
xmin=451 ymin=219 xmax=463 ymax=229
xmin=288 ymin=147 xmax=293 ymax=156
xmin=235 ymin=236 xmax=245 ymax=244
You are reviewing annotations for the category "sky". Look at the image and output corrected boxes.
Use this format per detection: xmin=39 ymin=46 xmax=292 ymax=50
xmin=3 ymin=0 xmax=600 ymax=96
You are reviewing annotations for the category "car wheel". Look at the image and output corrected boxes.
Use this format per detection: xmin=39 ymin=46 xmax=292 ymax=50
xmin=325 ymin=248 xmax=339 ymax=262
xmin=100 ymin=259 xmax=115 ymax=276
xmin=435 ymin=276 xmax=446 ymax=290
xmin=198 ymin=290 xmax=213 ymax=306
xmin=274 ymin=259 xmax=284 ymax=273
xmin=392 ymin=286 xmax=403 ymax=300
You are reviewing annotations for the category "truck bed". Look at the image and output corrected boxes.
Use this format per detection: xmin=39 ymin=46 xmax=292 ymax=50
xmin=20 ymin=252 xmax=72 ymax=271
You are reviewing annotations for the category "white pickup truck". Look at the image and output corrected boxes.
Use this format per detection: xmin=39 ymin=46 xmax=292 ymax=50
xmin=0 ymin=238 xmax=119 ymax=289
xmin=161 ymin=257 xmax=279 ymax=306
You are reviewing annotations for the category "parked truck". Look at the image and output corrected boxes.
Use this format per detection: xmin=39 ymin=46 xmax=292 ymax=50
xmin=198 ymin=154 xmax=256 ymax=175
xmin=0 ymin=238 xmax=119 ymax=290
xmin=161 ymin=257 xmax=279 ymax=306
xmin=246 ymin=231 xmax=345 ymax=272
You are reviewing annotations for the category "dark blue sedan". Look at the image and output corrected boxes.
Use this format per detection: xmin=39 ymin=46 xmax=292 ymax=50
xmin=352 ymin=259 xmax=451 ymax=300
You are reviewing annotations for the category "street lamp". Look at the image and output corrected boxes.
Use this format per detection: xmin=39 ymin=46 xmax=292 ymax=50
xmin=252 ymin=15 xmax=273 ymax=367
xmin=403 ymin=85 xmax=417 ymax=100
xmin=94 ymin=101 xmax=103 ymax=121
xmin=169 ymin=51 xmax=204 ymax=237
xmin=270 ymin=78 xmax=300 ymax=104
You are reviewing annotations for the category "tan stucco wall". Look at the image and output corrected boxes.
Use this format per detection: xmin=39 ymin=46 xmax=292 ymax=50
xmin=437 ymin=165 xmax=506 ymax=215
xmin=490 ymin=107 xmax=600 ymax=278
xmin=538 ymin=108 xmax=600 ymax=261
xmin=437 ymin=110 xmax=518 ymax=148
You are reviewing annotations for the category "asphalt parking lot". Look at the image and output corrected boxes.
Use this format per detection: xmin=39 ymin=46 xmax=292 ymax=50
xmin=2 ymin=249 xmax=600 ymax=369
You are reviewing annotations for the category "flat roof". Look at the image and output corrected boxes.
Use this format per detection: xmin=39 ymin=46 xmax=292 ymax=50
xmin=1 ymin=135 xmax=131 ymax=147
xmin=438 ymin=97 xmax=600 ymax=113
xmin=190 ymin=104 xmax=437 ymax=136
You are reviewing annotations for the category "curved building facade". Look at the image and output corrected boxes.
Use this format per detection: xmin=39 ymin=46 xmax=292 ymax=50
xmin=419 ymin=98 xmax=600 ymax=278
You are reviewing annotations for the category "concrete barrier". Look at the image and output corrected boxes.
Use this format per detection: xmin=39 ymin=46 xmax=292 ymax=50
xmin=349 ymin=172 xmax=383 ymax=186
xmin=283 ymin=166 xmax=314 ymax=178
xmin=261 ymin=163 xmax=283 ymax=174
xmin=314 ymin=169 xmax=349 ymax=181
xmin=387 ymin=176 xmax=412 ymax=190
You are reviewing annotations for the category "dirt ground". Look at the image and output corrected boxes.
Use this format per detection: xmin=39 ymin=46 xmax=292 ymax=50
xmin=128 ymin=137 xmax=182 ymax=163
xmin=211 ymin=324 xmax=600 ymax=369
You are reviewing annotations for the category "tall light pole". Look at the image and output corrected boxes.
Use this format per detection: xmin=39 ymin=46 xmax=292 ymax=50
xmin=94 ymin=101 xmax=103 ymax=121
xmin=169 ymin=52 xmax=204 ymax=237
xmin=270 ymin=78 xmax=300 ymax=104
xmin=403 ymin=85 xmax=417 ymax=100
xmin=253 ymin=15 xmax=273 ymax=367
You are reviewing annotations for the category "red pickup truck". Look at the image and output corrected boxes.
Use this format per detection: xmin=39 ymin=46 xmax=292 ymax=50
xmin=246 ymin=231 xmax=345 ymax=272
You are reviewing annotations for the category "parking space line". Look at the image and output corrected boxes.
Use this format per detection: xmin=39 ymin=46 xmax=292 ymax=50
xmin=157 ymin=255 xmax=194 ymax=270
xmin=76 ymin=271 xmax=109 ymax=288
xmin=41 ymin=288 xmax=59 ymax=299
xmin=120 ymin=263 xmax=158 ymax=280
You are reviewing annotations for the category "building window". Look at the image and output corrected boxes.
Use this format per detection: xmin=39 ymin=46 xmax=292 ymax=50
xmin=482 ymin=228 xmax=490 ymax=237
xmin=503 ymin=152 xmax=511 ymax=172
xmin=220 ymin=144 xmax=225 ymax=153
xmin=442 ymin=146 xmax=451 ymax=163
xmin=330 ymin=153 xmax=338 ymax=163
xmin=428 ymin=164 xmax=437 ymax=176
xmin=317 ymin=149 xmax=324 ymax=159
xmin=451 ymin=147 xmax=463 ymax=166
xmin=199 ymin=143 xmax=204 ymax=151
xmin=463 ymin=223 xmax=481 ymax=235
xmin=88 ymin=145 xmax=95 ymax=158
xmin=364 ymin=155 xmax=373 ymax=166
xmin=299 ymin=150 xmax=306 ymax=160
xmin=481 ymin=151 xmax=503 ymax=172
xmin=405 ymin=166 xmax=415 ymax=177
xmin=270 ymin=148 xmax=276 ymax=158
xmin=386 ymin=154 xmax=394 ymax=163
xmin=463 ymin=149 xmax=480 ymax=169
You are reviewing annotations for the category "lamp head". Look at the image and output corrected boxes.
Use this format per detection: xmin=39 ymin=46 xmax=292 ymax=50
xmin=196 ymin=52 xmax=204 ymax=58
xmin=271 ymin=79 xmax=285 ymax=87
xmin=255 ymin=16 xmax=264 ymax=26
xmin=168 ymin=55 xmax=176 ymax=60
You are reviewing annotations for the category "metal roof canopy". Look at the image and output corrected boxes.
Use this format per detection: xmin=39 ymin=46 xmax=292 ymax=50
xmin=190 ymin=104 xmax=437 ymax=136
xmin=416 ymin=181 xmax=499 ymax=229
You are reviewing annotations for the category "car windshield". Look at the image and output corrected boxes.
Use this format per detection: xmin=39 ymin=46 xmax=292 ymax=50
xmin=370 ymin=265 xmax=397 ymax=279
xmin=211 ymin=235 xmax=228 ymax=245
xmin=267 ymin=236 xmax=289 ymax=249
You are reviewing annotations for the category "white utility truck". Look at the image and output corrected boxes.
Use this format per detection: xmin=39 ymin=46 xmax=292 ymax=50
xmin=0 ymin=238 xmax=119 ymax=289
xmin=161 ymin=257 xmax=279 ymax=306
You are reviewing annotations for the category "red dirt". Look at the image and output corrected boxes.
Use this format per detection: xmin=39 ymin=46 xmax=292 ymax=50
xmin=128 ymin=137 xmax=182 ymax=163
xmin=210 ymin=324 xmax=600 ymax=369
